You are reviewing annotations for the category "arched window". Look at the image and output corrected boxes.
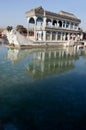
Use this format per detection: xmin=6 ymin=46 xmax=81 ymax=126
xmin=29 ymin=17 xmax=35 ymax=24
xmin=28 ymin=17 xmax=35 ymax=36
xmin=58 ymin=21 xmax=62 ymax=27
xmin=36 ymin=17 xmax=43 ymax=26
xmin=52 ymin=20 xmax=57 ymax=26
xmin=29 ymin=17 xmax=35 ymax=28
xmin=66 ymin=21 xmax=70 ymax=28
xmin=46 ymin=19 xmax=52 ymax=26
xmin=63 ymin=21 xmax=65 ymax=28
xmin=74 ymin=23 xmax=78 ymax=29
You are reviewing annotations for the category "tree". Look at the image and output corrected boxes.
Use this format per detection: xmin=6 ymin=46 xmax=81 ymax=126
xmin=16 ymin=25 xmax=27 ymax=35
xmin=6 ymin=26 xmax=13 ymax=31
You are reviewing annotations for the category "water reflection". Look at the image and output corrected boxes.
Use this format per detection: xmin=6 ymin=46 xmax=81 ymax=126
xmin=7 ymin=47 xmax=81 ymax=79
xmin=1 ymin=46 xmax=86 ymax=130
xmin=7 ymin=48 xmax=32 ymax=64
xmin=0 ymin=38 xmax=8 ymax=44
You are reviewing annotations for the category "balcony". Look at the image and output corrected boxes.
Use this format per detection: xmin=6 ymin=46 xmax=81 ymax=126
xmin=34 ymin=25 xmax=79 ymax=31
xmin=45 ymin=25 xmax=78 ymax=31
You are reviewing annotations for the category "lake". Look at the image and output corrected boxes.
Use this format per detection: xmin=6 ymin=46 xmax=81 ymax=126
xmin=0 ymin=43 xmax=86 ymax=130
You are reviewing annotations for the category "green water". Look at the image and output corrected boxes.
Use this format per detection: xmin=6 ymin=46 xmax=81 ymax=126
xmin=0 ymin=44 xmax=86 ymax=130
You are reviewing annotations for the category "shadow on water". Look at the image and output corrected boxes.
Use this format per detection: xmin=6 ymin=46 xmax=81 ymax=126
xmin=1 ymin=45 xmax=86 ymax=129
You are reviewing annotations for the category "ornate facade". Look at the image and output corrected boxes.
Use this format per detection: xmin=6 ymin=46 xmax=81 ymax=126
xmin=25 ymin=6 xmax=82 ymax=42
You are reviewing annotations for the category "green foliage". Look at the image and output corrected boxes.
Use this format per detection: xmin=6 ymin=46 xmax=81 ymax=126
xmin=6 ymin=26 xmax=13 ymax=31
xmin=16 ymin=25 xmax=27 ymax=35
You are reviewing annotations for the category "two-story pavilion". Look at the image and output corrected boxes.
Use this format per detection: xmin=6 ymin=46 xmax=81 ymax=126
xmin=25 ymin=6 xmax=82 ymax=42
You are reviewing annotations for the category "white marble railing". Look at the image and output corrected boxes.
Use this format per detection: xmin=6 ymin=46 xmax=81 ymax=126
xmin=32 ymin=25 xmax=78 ymax=31
xmin=45 ymin=25 xmax=78 ymax=31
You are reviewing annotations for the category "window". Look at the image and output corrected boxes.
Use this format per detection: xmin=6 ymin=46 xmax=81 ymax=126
xmin=66 ymin=22 xmax=70 ymax=28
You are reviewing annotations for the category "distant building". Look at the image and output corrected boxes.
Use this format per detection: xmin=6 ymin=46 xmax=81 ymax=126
xmin=25 ymin=6 xmax=82 ymax=42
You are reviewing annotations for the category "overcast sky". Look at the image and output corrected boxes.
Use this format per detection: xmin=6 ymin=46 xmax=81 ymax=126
xmin=0 ymin=0 xmax=86 ymax=30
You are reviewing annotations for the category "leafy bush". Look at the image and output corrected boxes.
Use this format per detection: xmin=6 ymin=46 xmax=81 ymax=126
xmin=6 ymin=26 xmax=13 ymax=31
xmin=16 ymin=25 xmax=27 ymax=35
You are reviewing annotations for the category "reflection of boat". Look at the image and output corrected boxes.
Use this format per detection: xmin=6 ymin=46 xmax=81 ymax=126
xmin=7 ymin=49 xmax=28 ymax=64
xmin=25 ymin=47 xmax=79 ymax=79
xmin=7 ymin=46 xmax=85 ymax=78
xmin=7 ymin=48 xmax=46 ymax=64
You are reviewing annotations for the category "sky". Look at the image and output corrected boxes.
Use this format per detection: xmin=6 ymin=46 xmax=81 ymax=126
xmin=0 ymin=0 xmax=86 ymax=31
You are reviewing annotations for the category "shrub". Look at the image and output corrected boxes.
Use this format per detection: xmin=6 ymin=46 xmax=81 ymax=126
xmin=6 ymin=26 xmax=13 ymax=31
xmin=16 ymin=25 xmax=27 ymax=35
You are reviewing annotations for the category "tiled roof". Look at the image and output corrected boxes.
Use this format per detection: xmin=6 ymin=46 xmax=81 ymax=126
xmin=25 ymin=6 xmax=81 ymax=22
xmin=58 ymin=11 xmax=77 ymax=19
